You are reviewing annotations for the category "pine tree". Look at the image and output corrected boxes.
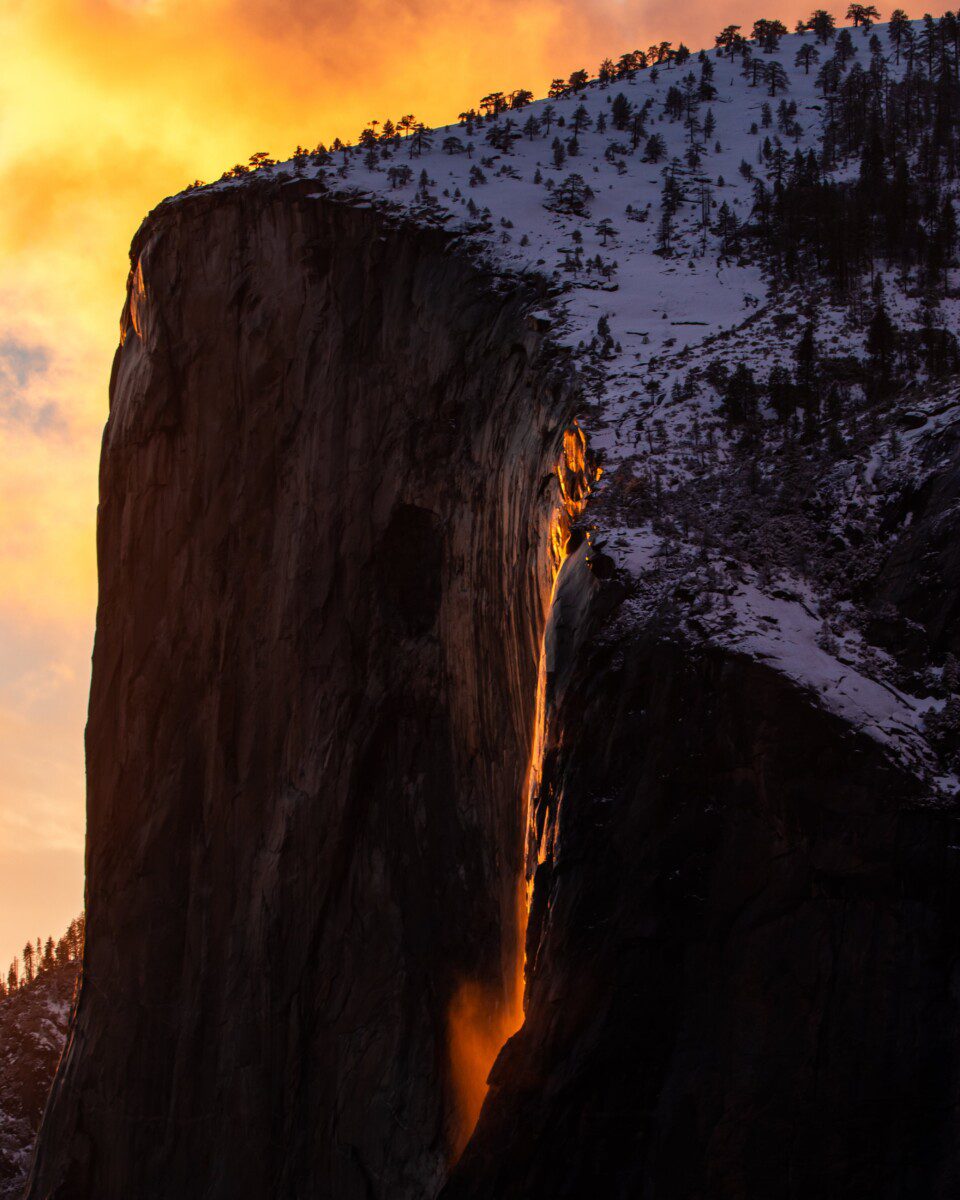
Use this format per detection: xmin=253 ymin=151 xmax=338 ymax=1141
xmin=656 ymin=165 xmax=685 ymax=253
xmin=867 ymin=301 xmax=897 ymax=377
xmin=795 ymin=43 xmax=820 ymax=74
xmin=715 ymin=200 xmax=741 ymax=254
xmin=544 ymin=173 xmax=594 ymax=216
xmin=595 ymin=217 xmax=618 ymax=244
xmin=409 ymin=124 xmax=433 ymax=157
xmin=888 ymin=9 xmax=912 ymax=63
xmin=571 ymin=105 xmax=592 ymax=135
xmin=616 ymin=50 xmax=646 ymax=78
xmin=611 ymin=93 xmax=633 ymax=131
xmin=715 ymin=24 xmax=743 ymax=56
xmin=387 ymin=164 xmax=413 ymax=188
xmin=485 ymin=119 xmax=521 ymax=153
xmin=643 ymin=133 xmax=667 ymax=162
xmin=649 ymin=41 xmax=675 ymax=66
xmin=835 ymin=28 xmax=857 ymax=65
xmin=815 ymin=57 xmax=842 ymax=95
xmin=753 ymin=18 xmax=788 ymax=53
xmin=73 ymin=914 xmax=85 ymax=959
xmin=806 ymin=9 xmax=837 ymax=43
xmin=722 ymin=363 xmax=760 ymax=424
xmin=847 ymin=3 xmax=880 ymax=28
xmin=479 ymin=92 xmax=507 ymax=117
xmin=766 ymin=61 xmax=789 ymax=96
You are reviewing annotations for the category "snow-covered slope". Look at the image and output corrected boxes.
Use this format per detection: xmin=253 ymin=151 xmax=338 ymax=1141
xmin=0 ymin=965 xmax=77 ymax=1198
xmin=172 ymin=17 xmax=960 ymax=791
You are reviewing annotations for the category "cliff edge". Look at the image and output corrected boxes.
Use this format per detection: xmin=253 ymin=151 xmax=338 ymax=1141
xmin=27 ymin=178 xmax=588 ymax=1199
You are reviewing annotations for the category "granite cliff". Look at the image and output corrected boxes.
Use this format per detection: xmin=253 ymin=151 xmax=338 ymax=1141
xmin=27 ymin=179 xmax=590 ymax=1198
xmin=26 ymin=17 xmax=960 ymax=1195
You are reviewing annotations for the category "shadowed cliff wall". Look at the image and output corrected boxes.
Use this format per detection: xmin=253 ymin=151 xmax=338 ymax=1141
xmin=27 ymin=178 xmax=581 ymax=1200
xmin=445 ymin=561 xmax=960 ymax=1199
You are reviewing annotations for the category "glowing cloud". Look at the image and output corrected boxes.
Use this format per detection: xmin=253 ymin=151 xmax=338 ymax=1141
xmin=0 ymin=0 xmax=846 ymax=967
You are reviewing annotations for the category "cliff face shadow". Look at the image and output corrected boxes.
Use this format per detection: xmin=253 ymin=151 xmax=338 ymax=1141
xmin=28 ymin=180 xmax=581 ymax=1200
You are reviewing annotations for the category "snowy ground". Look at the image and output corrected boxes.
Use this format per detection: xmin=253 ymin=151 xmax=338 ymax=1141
xmin=171 ymin=20 xmax=960 ymax=791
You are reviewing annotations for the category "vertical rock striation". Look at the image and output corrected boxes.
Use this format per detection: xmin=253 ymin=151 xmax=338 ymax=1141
xmin=27 ymin=178 xmax=585 ymax=1200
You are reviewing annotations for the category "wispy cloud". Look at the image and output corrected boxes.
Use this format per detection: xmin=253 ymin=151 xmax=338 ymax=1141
xmin=0 ymin=337 xmax=60 ymax=432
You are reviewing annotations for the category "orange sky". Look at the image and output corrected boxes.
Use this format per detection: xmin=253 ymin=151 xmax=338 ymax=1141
xmin=0 ymin=0 xmax=894 ymax=972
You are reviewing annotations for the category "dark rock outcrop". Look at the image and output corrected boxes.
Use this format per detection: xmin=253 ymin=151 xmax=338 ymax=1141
xmin=872 ymin=412 xmax=960 ymax=662
xmin=445 ymin=556 xmax=960 ymax=1199
xmin=27 ymin=178 xmax=583 ymax=1200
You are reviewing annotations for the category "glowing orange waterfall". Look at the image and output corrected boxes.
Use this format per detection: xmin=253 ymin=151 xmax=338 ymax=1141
xmin=446 ymin=424 xmax=594 ymax=1159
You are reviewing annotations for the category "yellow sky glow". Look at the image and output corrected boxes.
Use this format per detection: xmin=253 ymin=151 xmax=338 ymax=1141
xmin=1 ymin=0 xmax=873 ymax=970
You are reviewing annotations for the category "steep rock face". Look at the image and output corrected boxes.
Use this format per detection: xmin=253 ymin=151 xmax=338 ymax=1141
xmin=28 ymin=178 xmax=582 ymax=1200
xmin=446 ymin=556 xmax=960 ymax=1199
xmin=27 ymin=165 xmax=960 ymax=1200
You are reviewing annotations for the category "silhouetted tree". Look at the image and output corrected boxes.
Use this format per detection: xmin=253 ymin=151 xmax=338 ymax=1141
xmin=888 ymin=8 xmax=912 ymax=61
xmin=767 ymin=61 xmax=790 ymax=95
xmin=545 ymin=173 xmax=594 ymax=215
xmin=806 ymin=9 xmax=837 ymax=42
xmin=595 ymin=216 xmax=618 ymax=244
xmin=847 ymin=3 xmax=880 ymax=27
xmin=643 ymin=133 xmax=667 ymax=162
xmin=715 ymin=24 xmax=743 ymax=55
